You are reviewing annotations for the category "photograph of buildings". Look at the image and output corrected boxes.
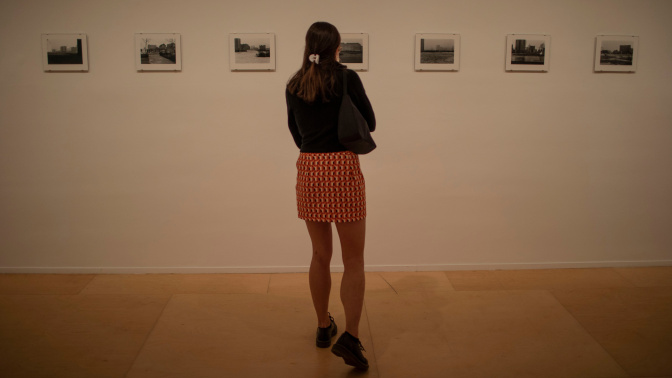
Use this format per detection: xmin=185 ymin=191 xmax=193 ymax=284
xmin=138 ymin=37 xmax=177 ymax=65
xmin=599 ymin=40 xmax=634 ymax=65
xmin=510 ymin=39 xmax=546 ymax=65
xmin=46 ymin=37 xmax=83 ymax=65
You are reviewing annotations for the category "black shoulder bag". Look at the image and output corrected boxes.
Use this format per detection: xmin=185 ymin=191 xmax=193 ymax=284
xmin=337 ymin=70 xmax=376 ymax=154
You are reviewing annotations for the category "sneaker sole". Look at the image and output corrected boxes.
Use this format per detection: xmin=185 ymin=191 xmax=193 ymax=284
xmin=316 ymin=324 xmax=338 ymax=348
xmin=331 ymin=344 xmax=369 ymax=371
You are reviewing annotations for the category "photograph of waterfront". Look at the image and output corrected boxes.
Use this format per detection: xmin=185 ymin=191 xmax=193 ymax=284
xmin=505 ymin=34 xmax=550 ymax=72
xmin=230 ymin=33 xmax=276 ymax=70
xmin=339 ymin=33 xmax=368 ymax=71
xmin=420 ymin=39 xmax=454 ymax=64
xmin=234 ymin=37 xmax=271 ymax=63
xmin=594 ymin=35 xmax=638 ymax=72
xmin=42 ymin=34 xmax=88 ymax=71
xmin=415 ymin=34 xmax=460 ymax=71
xmin=340 ymin=40 xmax=363 ymax=63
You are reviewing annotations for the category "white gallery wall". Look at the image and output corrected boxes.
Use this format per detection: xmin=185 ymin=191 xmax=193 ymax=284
xmin=1 ymin=0 xmax=671 ymax=273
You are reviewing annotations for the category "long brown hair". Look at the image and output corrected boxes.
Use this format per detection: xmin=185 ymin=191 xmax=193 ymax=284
xmin=287 ymin=22 xmax=342 ymax=104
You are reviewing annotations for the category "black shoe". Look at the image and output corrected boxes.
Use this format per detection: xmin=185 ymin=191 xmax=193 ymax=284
xmin=331 ymin=331 xmax=369 ymax=371
xmin=316 ymin=313 xmax=337 ymax=348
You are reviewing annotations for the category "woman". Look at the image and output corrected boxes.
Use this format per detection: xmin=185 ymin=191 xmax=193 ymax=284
xmin=285 ymin=21 xmax=375 ymax=371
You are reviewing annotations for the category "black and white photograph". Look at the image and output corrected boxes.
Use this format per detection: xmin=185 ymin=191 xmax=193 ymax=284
xmin=505 ymin=34 xmax=551 ymax=72
xmin=41 ymin=34 xmax=88 ymax=71
xmin=421 ymin=39 xmax=454 ymax=63
xmin=135 ymin=33 xmax=181 ymax=71
xmin=594 ymin=35 xmax=638 ymax=72
xmin=229 ymin=33 xmax=276 ymax=71
xmin=415 ymin=33 xmax=460 ymax=71
xmin=339 ymin=33 xmax=368 ymax=71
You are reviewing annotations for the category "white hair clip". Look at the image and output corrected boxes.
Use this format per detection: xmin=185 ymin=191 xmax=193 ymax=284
xmin=308 ymin=54 xmax=320 ymax=64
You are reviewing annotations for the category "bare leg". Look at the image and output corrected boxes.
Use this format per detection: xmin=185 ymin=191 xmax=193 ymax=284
xmin=305 ymin=220 xmax=333 ymax=328
xmin=335 ymin=218 xmax=366 ymax=338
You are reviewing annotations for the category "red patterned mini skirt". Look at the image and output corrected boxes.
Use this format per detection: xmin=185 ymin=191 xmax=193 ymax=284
xmin=296 ymin=151 xmax=366 ymax=222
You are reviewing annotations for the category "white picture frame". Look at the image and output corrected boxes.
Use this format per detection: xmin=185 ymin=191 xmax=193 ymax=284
xmin=41 ymin=33 xmax=89 ymax=72
xmin=229 ymin=33 xmax=276 ymax=71
xmin=594 ymin=35 xmax=638 ymax=72
xmin=135 ymin=33 xmax=181 ymax=71
xmin=415 ymin=33 xmax=460 ymax=71
xmin=340 ymin=33 xmax=369 ymax=71
xmin=505 ymin=34 xmax=550 ymax=72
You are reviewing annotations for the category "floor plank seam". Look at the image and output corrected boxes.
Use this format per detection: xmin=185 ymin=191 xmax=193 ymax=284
xmin=547 ymin=290 xmax=632 ymax=377
xmin=76 ymin=274 xmax=98 ymax=295
xmin=122 ymin=293 xmax=173 ymax=378
xmin=610 ymin=268 xmax=641 ymax=288
xmin=379 ymin=275 xmax=398 ymax=295
xmin=363 ymin=300 xmax=379 ymax=376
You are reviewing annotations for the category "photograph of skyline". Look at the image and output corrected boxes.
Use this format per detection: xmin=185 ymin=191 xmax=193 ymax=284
xmin=46 ymin=37 xmax=83 ymax=65
xmin=46 ymin=38 xmax=78 ymax=53
xmin=511 ymin=39 xmax=545 ymax=65
xmin=422 ymin=39 xmax=455 ymax=52
xmin=420 ymin=38 xmax=455 ymax=64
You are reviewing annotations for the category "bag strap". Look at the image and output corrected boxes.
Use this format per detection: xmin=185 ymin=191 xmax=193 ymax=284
xmin=342 ymin=69 xmax=348 ymax=97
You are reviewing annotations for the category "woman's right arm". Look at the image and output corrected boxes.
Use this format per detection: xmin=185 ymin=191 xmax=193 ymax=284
xmin=286 ymin=90 xmax=302 ymax=149
xmin=347 ymin=71 xmax=376 ymax=132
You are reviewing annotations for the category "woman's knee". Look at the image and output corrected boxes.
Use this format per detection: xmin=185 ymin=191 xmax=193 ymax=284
xmin=312 ymin=247 xmax=333 ymax=265
xmin=342 ymin=254 xmax=364 ymax=271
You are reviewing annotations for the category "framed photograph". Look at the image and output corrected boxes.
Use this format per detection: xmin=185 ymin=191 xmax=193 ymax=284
xmin=229 ymin=33 xmax=276 ymax=71
xmin=41 ymin=33 xmax=89 ymax=71
xmin=594 ymin=35 xmax=638 ymax=72
xmin=339 ymin=33 xmax=368 ymax=71
xmin=135 ymin=33 xmax=181 ymax=71
xmin=505 ymin=34 xmax=550 ymax=72
xmin=415 ymin=33 xmax=460 ymax=71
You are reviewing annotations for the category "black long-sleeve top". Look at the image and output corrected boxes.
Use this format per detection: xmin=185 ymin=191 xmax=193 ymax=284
xmin=286 ymin=68 xmax=376 ymax=152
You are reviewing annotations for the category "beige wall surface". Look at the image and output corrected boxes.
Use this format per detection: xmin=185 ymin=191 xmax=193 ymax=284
xmin=1 ymin=0 xmax=671 ymax=273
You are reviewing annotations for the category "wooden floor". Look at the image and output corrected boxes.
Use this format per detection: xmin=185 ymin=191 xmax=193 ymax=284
xmin=1 ymin=267 xmax=671 ymax=377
